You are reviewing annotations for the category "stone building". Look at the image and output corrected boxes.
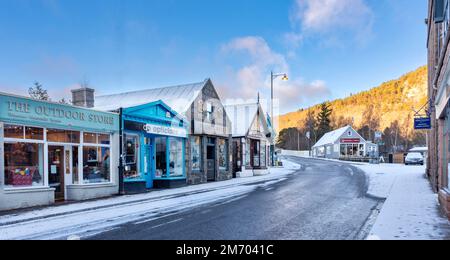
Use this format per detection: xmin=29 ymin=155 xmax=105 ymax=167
xmin=95 ymin=79 xmax=233 ymax=187
xmin=427 ymin=0 xmax=450 ymax=219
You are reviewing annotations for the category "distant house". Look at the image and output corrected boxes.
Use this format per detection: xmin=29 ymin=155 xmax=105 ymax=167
xmin=312 ymin=125 xmax=378 ymax=160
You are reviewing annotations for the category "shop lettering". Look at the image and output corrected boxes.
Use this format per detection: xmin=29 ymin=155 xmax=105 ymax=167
xmin=6 ymin=101 xmax=114 ymax=126
xmin=143 ymin=124 xmax=187 ymax=138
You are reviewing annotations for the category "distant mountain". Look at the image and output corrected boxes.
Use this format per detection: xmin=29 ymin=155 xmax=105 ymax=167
xmin=277 ymin=66 xmax=428 ymax=151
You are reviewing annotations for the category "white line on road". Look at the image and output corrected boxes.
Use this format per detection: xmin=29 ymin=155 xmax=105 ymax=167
xmin=149 ymin=218 xmax=184 ymax=229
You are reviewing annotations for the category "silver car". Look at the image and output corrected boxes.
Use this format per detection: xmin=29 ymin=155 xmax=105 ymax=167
xmin=405 ymin=152 xmax=424 ymax=166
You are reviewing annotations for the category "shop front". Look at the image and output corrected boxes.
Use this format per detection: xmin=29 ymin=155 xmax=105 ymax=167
xmin=121 ymin=101 xmax=188 ymax=193
xmin=225 ymin=102 xmax=273 ymax=177
xmin=0 ymin=93 xmax=120 ymax=211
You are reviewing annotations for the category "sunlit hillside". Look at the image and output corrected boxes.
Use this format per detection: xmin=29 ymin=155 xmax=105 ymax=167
xmin=278 ymin=66 xmax=428 ymax=137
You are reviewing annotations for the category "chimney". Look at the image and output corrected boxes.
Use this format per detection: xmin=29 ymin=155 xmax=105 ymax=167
xmin=71 ymin=87 xmax=95 ymax=108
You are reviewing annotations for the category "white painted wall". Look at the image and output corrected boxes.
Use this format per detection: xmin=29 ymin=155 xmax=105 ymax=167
xmin=280 ymin=150 xmax=311 ymax=157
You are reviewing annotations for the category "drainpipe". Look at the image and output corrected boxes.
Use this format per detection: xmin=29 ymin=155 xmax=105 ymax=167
xmin=118 ymin=107 xmax=125 ymax=195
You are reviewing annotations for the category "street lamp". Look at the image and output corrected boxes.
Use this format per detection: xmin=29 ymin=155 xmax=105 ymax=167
xmin=270 ymin=71 xmax=288 ymax=166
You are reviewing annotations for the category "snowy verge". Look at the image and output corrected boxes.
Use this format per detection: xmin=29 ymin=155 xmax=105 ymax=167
xmin=0 ymin=160 xmax=301 ymax=240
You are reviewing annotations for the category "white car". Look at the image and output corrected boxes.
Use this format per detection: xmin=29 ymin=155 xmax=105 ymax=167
xmin=405 ymin=152 xmax=424 ymax=166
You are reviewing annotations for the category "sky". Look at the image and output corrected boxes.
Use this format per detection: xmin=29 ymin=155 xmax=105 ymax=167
xmin=0 ymin=0 xmax=428 ymax=114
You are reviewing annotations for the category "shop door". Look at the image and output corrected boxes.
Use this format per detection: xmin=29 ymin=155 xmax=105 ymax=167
xmin=207 ymin=143 xmax=216 ymax=181
xmin=48 ymin=146 xmax=65 ymax=200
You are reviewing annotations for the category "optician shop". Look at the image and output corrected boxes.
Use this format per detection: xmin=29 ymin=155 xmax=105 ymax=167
xmin=120 ymin=101 xmax=188 ymax=193
xmin=0 ymin=92 xmax=120 ymax=211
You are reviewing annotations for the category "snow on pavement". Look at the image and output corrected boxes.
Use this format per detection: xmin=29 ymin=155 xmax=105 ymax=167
xmin=353 ymin=163 xmax=450 ymax=240
xmin=0 ymin=160 xmax=301 ymax=240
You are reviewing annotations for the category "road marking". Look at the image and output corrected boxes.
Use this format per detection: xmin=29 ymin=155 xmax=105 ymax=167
xmin=149 ymin=218 xmax=184 ymax=229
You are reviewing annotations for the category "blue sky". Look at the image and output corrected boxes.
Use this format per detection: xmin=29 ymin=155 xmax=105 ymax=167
xmin=0 ymin=0 xmax=427 ymax=114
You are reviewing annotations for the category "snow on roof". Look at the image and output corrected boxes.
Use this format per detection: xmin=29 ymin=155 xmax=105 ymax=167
xmin=313 ymin=126 xmax=352 ymax=148
xmin=409 ymin=147 xmax=428 ymax=152
xmin=94 ymin=80 xmax=207 ymax=114
xmin=224 ymin=102 xmax=260 ymax=137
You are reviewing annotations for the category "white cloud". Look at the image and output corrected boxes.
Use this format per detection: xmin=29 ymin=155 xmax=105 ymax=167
xmin=218 ymin=36 xmax=331 ymax=114
xmin=286 ymin=0 xmax=374 ymax=49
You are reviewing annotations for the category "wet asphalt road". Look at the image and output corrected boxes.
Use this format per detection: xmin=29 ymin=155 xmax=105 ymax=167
xmin=90 ymin=157 xmax=382 ymax=240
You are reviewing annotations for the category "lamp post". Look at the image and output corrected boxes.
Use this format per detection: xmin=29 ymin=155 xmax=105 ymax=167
xmin=270 ymin=71 xmax=288 ymax=166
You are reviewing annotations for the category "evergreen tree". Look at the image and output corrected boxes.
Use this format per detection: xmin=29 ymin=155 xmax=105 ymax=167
xmin=28 ymin=82 xmax=50 ymax=101
xmin=316 ymin=103 xmax=333 ymax=140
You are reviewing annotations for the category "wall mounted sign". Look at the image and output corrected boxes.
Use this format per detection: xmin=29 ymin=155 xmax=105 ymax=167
xmin=0 ymin=93 xmax=119 ymax=132
xmin=340 ymin=138 xmax=361 ymax=144
xmin=414 ymin=117 xmax=432 ymax=130
xmin=124 ymin=121 xmax=187 ymax=138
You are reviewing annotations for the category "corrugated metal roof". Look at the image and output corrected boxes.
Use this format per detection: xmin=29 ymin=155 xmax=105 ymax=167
xmin=224 ymin=102 xmax=260 ymax=137
xmin=312 ymin=126 xmax=352 ymax=148
xmin=94 ymin=80 xmax=207 ymax=114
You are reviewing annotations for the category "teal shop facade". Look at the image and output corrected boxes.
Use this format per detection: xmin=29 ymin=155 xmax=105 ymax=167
xmin=121 ymin=101 xmax=188 ymax=193
xmin=0 ymin=92 xmax=120 ymax=211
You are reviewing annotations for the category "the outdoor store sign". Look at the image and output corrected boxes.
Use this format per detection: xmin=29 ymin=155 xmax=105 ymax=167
xmin=0 ymin=94 xmax=119 ymax=132
xmin=414 ymin=117 xmax=432 ymax=130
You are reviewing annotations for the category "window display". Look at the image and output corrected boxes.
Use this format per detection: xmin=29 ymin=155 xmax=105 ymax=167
xmin=218 ymin=138 xmax=228 ymax=171
xmin=82 ymin=147 xmax=111 ymax=183
xmin=245 ymin=139 xmax=251 ymax=167
xmin=4 ymin=143 xmax=44 ymax=187
xmin=169 ymin=138 xmax=183 ymax=177
xmin=261 ymin=141 xmax=266 ymax=167
xmin=155 ymin=137 xmax=167 ymax=178
xmin=124 ymin=135 xmax=140 ymax=180
xmin=4 ymin=124 xmax=24 ymax=139
xmin=47 ymin=129 xmax=80 ymax=143
xmin=191 ymin=136 xmax=202 ymax=172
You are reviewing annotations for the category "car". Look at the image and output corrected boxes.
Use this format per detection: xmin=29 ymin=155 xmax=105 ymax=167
xmin=405 ymin=152 xmax=424 ymax=166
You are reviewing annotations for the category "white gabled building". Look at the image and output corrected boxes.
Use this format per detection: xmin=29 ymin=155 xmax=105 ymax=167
xmin=225 ymin=102 xmax=274 ymax=178
xmin=312 ymin=125 xmax=378 ymax=160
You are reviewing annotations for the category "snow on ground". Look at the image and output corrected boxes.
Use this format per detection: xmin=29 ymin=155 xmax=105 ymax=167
xmin=0 ymin=160 xmax=301 ymax=240
xmin=354 ymin=163 xmax=450 ymax=240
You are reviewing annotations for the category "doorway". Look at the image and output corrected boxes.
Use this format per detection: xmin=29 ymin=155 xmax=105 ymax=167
xmin=207 ymin=138 xmax=216 ymax=181
xmin=48 ymin=146 xmax=65 ymax=200
xmin=48 ymin=145 xmax=77 ymax=201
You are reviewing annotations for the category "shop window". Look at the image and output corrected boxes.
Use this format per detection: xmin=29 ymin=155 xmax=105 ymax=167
xmin=245 ymin=139 xmax=251 ymax=167
xmin=72 ymin=146 xmax=79 ymax=184
xmin=218 ymin=138 xmax=228 ymax=171
xmin=191 ymin=136 xmax=202 ymax=172
xmin=47 ymin=129 xmax=80 ymax=143
xmin=252 ymin=140 xmax=260 ymax=167
xmin=155 ymin=137 xmax=167 ymax=178
xmin=4 ymin=142 xmax=44 ymax=188
xmin=340 ymin=145 xmax=346 ymax=157
xmin=4 ymin=124 xmax=24 ymax=139
xmin=83 ymin=132 xmax=97 ymax=144
xmin=83 ymin=132 xmax=110 ymax=145
xmin=124 ymin=135 xmax=140 ymax=181
xmin=169 ymin=138 xmax=183 ymax=177
xmin=260 ymin=141 xmax=266 ymax=167
xmin=25 ymin=127 xmax=44 ymax=140
xmin=82 ymin=147 xmax=111 ymax=183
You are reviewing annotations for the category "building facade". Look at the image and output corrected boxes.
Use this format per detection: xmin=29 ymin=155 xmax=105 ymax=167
xmin=95 ymin=79 xmax=233 ymax=187
xmin=225 ymin=102 xmax=273 ymax=177
xmin=427 ymin=0 xmax=450 ymax=219
xmin=121 ymin=101 xmax=188 ymax=193
xmin=312 ymin=126 xmax=378 ymax=160
xmin=0 ymin=92 xmax=120 ymax=211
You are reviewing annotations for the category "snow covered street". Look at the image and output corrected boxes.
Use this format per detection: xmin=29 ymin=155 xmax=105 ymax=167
xmin=0 ymin=161 xmax=301 ymax=240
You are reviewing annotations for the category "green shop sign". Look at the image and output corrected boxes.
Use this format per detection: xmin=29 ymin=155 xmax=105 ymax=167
xmin=0 ymin=93 xmax=119 ymax=132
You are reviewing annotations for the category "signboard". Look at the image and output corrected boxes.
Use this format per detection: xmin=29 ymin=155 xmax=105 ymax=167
xmin=124 ymin=121 xmax=187 ymax=138
xmin=340 ymin=138 xmax=361 ymax=144
xmin=414 ymin=117 xmax=432 ymax=130
xmin=0 ymin=93 xmax=119 ymax=132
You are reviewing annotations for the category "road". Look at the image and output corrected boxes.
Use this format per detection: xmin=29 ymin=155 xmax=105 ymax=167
xmin=90 ymin=157 xmax=382 ymax=240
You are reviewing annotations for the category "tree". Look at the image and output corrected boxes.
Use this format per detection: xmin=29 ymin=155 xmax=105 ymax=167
xmin=28 ymin=82 xmax=50 ymax=101
xmin=305 ymin=110 xmax=317 ymax=147
xmin=316 ymin=103 xmax=333 ymax=140
xmin=360 ymin=104 xmax=380 ymax=141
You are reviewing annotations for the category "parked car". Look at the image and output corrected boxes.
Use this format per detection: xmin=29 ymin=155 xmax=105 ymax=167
xmin=405 ymin=152 xmax=424 ymax=166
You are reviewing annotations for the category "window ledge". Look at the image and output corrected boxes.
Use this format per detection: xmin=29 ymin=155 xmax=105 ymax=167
xmin=3 ymin=186 xmax=55 ymax=194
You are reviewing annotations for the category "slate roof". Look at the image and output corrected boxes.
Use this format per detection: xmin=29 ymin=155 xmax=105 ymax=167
xmin=224 ymin=102 xmax=266 ymax=138
xmin=94 ymin=79 xmax=207 ymax=114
